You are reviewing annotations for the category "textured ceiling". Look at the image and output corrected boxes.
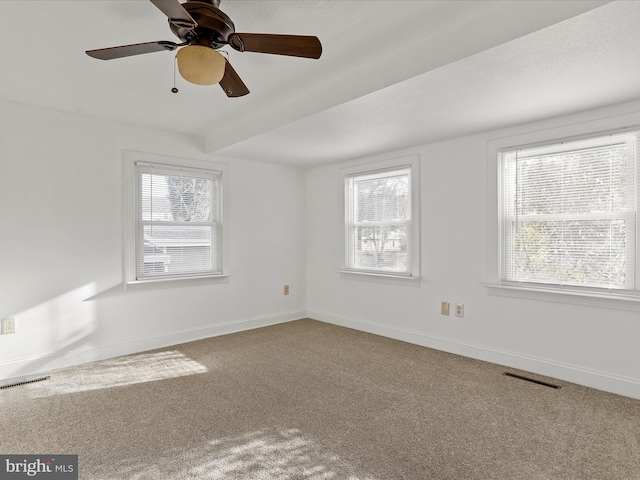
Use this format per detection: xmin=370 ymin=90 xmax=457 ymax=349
xmin=1 ymin=1 xmax=636 ymax=167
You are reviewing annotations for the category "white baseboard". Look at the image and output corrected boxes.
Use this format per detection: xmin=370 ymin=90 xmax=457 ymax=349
xmin=308 ymin=309 xmax=640 ymax=400
xmin=0 ymin=310 xmax=306 ymax=382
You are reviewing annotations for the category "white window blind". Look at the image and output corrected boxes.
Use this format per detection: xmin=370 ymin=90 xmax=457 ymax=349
xmin=346 ymin=166 xmax=412 ymax=275
xmin=500 ymin=130 xmax=639 ymax=291
xmin=136 ymin=162 xmax=222 ymax=280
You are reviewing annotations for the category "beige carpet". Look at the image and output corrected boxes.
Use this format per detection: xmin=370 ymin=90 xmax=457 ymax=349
xmin=1 ymin=319 xmax=639 ymax=479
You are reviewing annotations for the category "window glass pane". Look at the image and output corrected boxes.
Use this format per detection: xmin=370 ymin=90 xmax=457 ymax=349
xmin=515 ymin=144 xmax=630 ymax=216
xmin=512 ymin=219 xmax=628 ymax=287
xmin=142 ymin=225 xmax=213 ymax=276
xmin=141 ymin=173 xmax=212 ymax=222
xmin=352 ymin=225 xmax=408 ymax=272
xmin=354 ymin=173 xmax=410 ymax=222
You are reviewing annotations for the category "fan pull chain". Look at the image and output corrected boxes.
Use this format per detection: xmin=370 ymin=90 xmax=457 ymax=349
xmin=171 ymin=54 xmax=179 ymax=94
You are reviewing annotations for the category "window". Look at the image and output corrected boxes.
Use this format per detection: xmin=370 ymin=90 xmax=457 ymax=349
xmin=343 ymin=156 xmax=419 ymax=277
xmin=124 ymin=152 xmax=227 ymax=285
xmin=498 ymin=129 xmax=639 ymax=294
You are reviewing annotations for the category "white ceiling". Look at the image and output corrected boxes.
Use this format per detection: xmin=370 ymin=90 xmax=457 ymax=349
xmin=1 ymin=1 xmax=638 ymax=167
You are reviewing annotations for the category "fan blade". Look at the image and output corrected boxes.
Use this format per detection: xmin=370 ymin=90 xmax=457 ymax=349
xmin=228 ymin=33 xmax=322 ymax=59
xmin=219 ymin=59 xmax=250 ymax=97
xmin=149 ymin=0 xmax=197 ymax=29
xmin=86 ymin=41 xmax=179 ymax=60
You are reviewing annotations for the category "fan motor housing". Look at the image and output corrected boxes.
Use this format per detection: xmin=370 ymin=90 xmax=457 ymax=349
xmin=170 ymin=1 xmax=235 ymax=48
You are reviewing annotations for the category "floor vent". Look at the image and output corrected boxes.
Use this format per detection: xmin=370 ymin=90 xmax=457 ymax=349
xmin=503 ymin=372 xmax=560 ymax=389
xmin=0 ymin=375 xmax=51 ymax=390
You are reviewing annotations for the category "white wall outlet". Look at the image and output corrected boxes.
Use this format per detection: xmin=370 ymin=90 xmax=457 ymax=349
xmin=455 ymin=304 xmax=464 ymax=317
xmin=1 ymin=317 xmax=16 ymax=335
xmin=440 ymin=302 xmax=450 ymax=316
xmin=283 ymin=285 xmax=290 ymax=295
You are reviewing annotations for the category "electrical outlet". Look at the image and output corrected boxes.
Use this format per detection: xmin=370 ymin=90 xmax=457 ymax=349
xmin=283 ymin=285 xmax=290 ymax=295
xmin=440 ymin=302 xmax=450 ymax=316
xmin=1 ymin=317 xmax=16 ymax=335
xmin=455 ymin=304 xmax=464 ymax=318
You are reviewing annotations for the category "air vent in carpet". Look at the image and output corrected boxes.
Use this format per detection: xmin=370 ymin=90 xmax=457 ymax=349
xmin=0 ymin=375 xmax=50 ymax=390
xmin=503 ymin=372 xmax=560 ymax=389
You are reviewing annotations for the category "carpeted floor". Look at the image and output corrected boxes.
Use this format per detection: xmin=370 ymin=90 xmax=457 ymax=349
xmin=1 ymin=319 xmax=639 ymax=479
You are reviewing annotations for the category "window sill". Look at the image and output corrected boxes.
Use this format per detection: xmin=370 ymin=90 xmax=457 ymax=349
xmin=339 ymin=270 xmax=421 ymax=287
xmin=485 ymin=283 xmax=640 ymax=312
xmin=126 ymin=274 xmax=232 ymax=291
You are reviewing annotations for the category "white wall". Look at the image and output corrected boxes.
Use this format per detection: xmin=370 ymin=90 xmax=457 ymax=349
xmin=0 ymin=99 xmax=307 ymax=380
xmin=306 ymin=99 xmax=640 ymax=400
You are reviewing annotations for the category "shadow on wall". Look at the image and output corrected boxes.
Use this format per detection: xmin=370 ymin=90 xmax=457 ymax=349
xmin=0 ymin=283 xmax=101 ymax=381
xmin=89 ymin=428 xmax=379 ymax=480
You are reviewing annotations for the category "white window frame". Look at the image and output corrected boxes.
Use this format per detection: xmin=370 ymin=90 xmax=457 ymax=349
xmin=340 ymin=155 xmax=420 ymax=282
xmin=124 ymin=151 xmax=230 ymax=289
xmin=487 ymin=116 xmax=640 ymax=310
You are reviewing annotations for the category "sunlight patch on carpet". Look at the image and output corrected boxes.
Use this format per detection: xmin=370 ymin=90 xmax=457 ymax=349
xmin=21 ymin=350 xmax=208 ymax=397
xmin=92 ymin=428 xmax=379 ymax=480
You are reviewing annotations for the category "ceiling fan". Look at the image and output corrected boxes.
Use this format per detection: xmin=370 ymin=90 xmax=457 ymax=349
xmin=86 ymin=0 xmax=322 ymax=97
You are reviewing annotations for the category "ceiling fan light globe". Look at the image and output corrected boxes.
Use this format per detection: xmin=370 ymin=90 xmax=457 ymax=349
xmin=177 ymin=46 xmax=225 ymax=85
